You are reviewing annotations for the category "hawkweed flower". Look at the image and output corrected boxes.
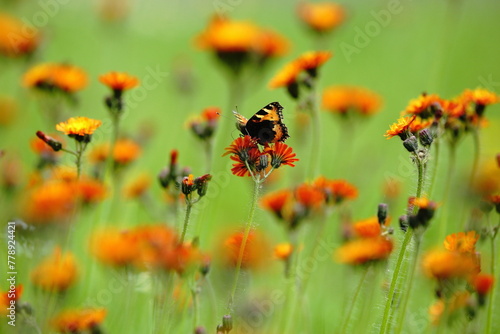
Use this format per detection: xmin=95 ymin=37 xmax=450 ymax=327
xmin=312 ymin=176 xmax=358 ymax=205
xmin=0 ymin=284 xmax=23 ymax=315
xmin=428 ymin=291 xmax=472 ymax=326
xmin=322 ymin=85 xmax=382 ymax=117
xmin=90 ymin=228 xmax=140 ymax=267
xmin=75 ymin=177 xmax=108 ymax=205
xmin=0 ymin=13 xmax=40 ymax=58
xmin=51 ymin=308 xmax=107 ymax=334
xmin=460 ymin=88 xmax=499 ymax=117
xmin=297 ymin=1 xmax=346 ymax=35
xmin=100 ymin=71 xmax=139 ymax=100
xmin=123 ymin=173 xmax=151 ymax=199
xmin=221 ymin=230 xmax=270 ymax=270
xmin=31 ymin=247 xmax=78 ymax=293
xmin=188 ymin=106 xmax=221 ymax=171
xmin=23 ymin=63 xmax=87 ymax=96
xmin=335 ymin=236 xmax=393 ymax=265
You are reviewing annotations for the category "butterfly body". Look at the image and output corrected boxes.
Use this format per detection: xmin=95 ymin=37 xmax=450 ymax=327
xmin=233 ymin=102 xmax=289 ymax=145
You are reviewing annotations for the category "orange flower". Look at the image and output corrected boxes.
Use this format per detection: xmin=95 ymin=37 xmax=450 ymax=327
xmin=89 ymin=143 xmax=109 ymax=163
xmin=411 ymin=197 xmax=439 ymax=210
xmin=384 ymin=116 xmax=416 ymax=140
xmin=23 ymin=63 xmax=88 ymax=93
xmin=256 ymin=29 xmax=290 ymax=58
xmin=123 ymin=173 xmax=151 ymax=199
xmin=161 ymin=242 xmax=201 ymax=275
xmin=260 ymin=189 xmax=293 ymax=220
xmin=473 ymin=273 xmax=495 ymax=295
xmin=429 ymin=291 xmax=471 ymax=326
xmin=353 ymin=217 xmax=382 ymax=238
xmin=113 ymin=138 xmax=141 ymax=165
xmin=408 ymin=117 xmax=433 ymax=133
xmin=268 ymin=51 xmax=332 ymax=89
xmin=294 ymin=183 xmax=325 ymax=210
xmin=31 ymin=247 xmax=78 ymax=292
xmin=0 ymin=285 xmax=23 ymax=315
xmin=223 ymin=136 xmax=262 ymax=177
xmin=443 ymin=231 xmax=479 ymax=253
xmin=23 ymin=180 xmax=76 ymax=224
xmin=134 ymin=225 xmax=178 ymax=267
xmin=51 ymin=308 xmax=106 ymax=333
xmin=297 ymin=2 xmax=346 ymax=33
xmin=90 ymin=229 xmax=140 ymax=267
xmin=335 ymin=237 xmax=393 ymax=265
xmin=313 ymin=176 xmax=358 ymax=204
xmin=403 ymin=93 xmax=441 ymax=118
xmin=274 ymin=243 xmax=293 ymax=260
xmin=75 ymin=177 xmax=107 ymax=204
xmin=461 ymin=88 xmax=499 ymax=107
xmin=422 ymin=250 xmax=479 ymax=280
xmin=222 ymin=230 xmax=270 ymax=269
xmin=56 ymin=117 xmax=102 ymax=137
xmin=265 ymin=142 xmax=299 ymax=168
xmin=0 ymin=13 xmax=40 ymax=57
xmin=322 ymin=85 xmax=382 ymax=116
xmin=188 ymin=106 xmax=221 ymax=140
xmin=99 ymin=71 xmax=139 ymax=92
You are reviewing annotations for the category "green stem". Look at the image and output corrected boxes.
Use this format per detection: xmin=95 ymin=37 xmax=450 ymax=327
xmin=440 ymin=142 xmax=456 ymax=237
xmin=179 ymin=200 xmax=193 ymax=244
xmin=378 ymin=156 xmax=424 ymax=334
xmin=282 ymin=229 xmax=302 ymax=332
xmin=308 ymin=85 xmax=320 ymax=178
xmin=428 ymin=140 xmax=440 ymax=198
xmin=75 ymin=140 xmax=83 ymax=178
xmin=468 ymin=128 xmax=480 ymax=189
xmin=227 ymin=176 xmax=261 ymax=312
xmin=341 ymin=266 xmax=370 ymax=334
xmin=394 ymin=236 xmax=422 ymax=334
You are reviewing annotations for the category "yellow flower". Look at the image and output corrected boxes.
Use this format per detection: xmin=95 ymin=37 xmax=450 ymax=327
xmin=297 ymin=2 xmax=346 ymax=33
xmin=31 ymin=247 xmax=78 ymax=292
xmin=56 ymin=116 xmax=102 ymax=137
xmin=443 ymin=231 xmax=479 ymax=253
xmin=384 ymin=116 xmax=415 ymax=139
xmin=274 ymin=243 xmax=293 ymax=261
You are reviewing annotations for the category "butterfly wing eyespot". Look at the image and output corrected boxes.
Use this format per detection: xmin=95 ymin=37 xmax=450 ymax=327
xmin=233 ymin=102 xmax=289 ymax=145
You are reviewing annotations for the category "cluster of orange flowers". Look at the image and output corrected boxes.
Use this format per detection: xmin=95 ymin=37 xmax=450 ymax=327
xmin=91 ymin=224 xmax=204 ymax=275
xmin=385 ymin=88 xmax=499 ymax=142
xmin=423 ymin=231 xmax=495 ymax=324
xmin=261 ymin=176 xmax=357 ymax=230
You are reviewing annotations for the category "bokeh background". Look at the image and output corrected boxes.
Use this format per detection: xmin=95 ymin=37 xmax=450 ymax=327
xmin=1 ymin=0 xmax=500 ymax=333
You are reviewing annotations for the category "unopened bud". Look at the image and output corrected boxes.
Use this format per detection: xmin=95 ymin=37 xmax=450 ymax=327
xmin=419 ymin=128 xmax=433 ymax=147
xmin=222 ymin=314 xmax=233 ymax=332
xmin=195 ymin=174 xmax=212 ymax=197
xmin=377 ymin=203 xmax=388 ymax=225
xmin=36 ymin=131 xmax=62 ymax=151
xmin=403 ymin=135 xmax=418 ymax=153
xmin=194 ymin=326 xmax=206 ymax=334
xmin=399 ymin=215 xmax=408 ymax=232
xmin=259 ymin=154 xmax=269 ymax=170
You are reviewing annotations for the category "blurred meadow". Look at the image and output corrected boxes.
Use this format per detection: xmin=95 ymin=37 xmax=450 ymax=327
xmin=1 ymin=0 xmax=500 ymax=333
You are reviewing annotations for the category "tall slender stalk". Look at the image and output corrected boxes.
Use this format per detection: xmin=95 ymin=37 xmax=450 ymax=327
xmin=307 ymin=83 xmax=320 ymax=178
xmin=485 ymin=214 xmax=498 ymax=334
xmin=468 ymin=128 xmax=480 ymax=189
xmin=227 ymin=175 xmax=261 ymax=312
xmin=341 ymin=266 xmax=370 ymax=334
xmin=179 ymin=201 xmax=193 ymax=244
xmin=378 ymin=157 xmax=424 ymax=334
xmin=440 ymin=142 xmax=456 ymax=237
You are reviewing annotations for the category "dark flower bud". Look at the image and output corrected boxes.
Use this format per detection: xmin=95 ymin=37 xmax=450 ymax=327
xmin=195 ymin=174 xmax=212 ymax=197
xmin=377 ymin=203 xmax=388 ymax=225
xmin=194 ymin=327 xmax=207 ymax=334
xmin=258 ymin=154 xmax=269 ymax=171
xmin=399 ymin=215 xmax=409 ymax=232
xmin=181 ymin=175 xmax=195 ymax=196
xmin=158 ymin=167 xmax=172 ymax=189
xmin=222 ymin=314 xmax=233 ymax=331
xmin=475 ymin=103 xmax=486 ymax=117
xmin=403 ymin=135 xmax=418 ymax=153
xmin=419 ymin=128 xmax=433 ymax=147
xmin=36 ymin=131 xmax=62 ymax=151
xmin=287 ymin=82 xmax=300 ymax=100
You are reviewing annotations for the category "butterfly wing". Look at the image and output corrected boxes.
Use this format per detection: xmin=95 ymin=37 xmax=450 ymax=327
xmin=244 ymin=102 xmax=289 ymax=145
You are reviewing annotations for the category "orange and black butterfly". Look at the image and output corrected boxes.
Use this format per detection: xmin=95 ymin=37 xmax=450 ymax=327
xmin=233 ymin=102 xmax=289 ymax=145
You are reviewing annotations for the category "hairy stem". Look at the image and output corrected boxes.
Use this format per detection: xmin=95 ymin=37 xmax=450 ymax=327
xmin=341 ymin=266 xmax=370 ymax=334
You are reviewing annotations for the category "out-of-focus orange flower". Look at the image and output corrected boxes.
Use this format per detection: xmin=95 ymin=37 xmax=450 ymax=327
xmin=335 ymin=237 xmax=393 ymax=265
xmin=411 ymin=197 xmax=439 ymax=210
xmin=384 ymin=116 xmax=416 ymax=140
xmin=133 ymin=225 xmax=177 ymax=267
xmin=31 ymin=247 xmax=78 ymax=292
xmin=353 ymin=217 xmax=382 ymax=238
xmin=274 ymin=243 xmax=293 ymax=261
xmin=161 ymin=242 xmax=201 ymax=275
xmin=257 ymin=29 xmax=290 ymax=58
xmin=0 ymin=13 xmax=40 ymax=57
xmin=90 ymin=229 xmax=139 ymax=267
xmin=461 ymin=88 xmax=499 ymax=107
xmin=422 ymin=250 xmax=479 ymax=280
xmin=188 ymin=106 xmax=221 ymax=140
xmin=297 ymin=2 xmax=346 ymax=33
xmin=429 ymin=291 xmax=471 ymax=326
xmin=472 ymin=159 xmax=500 ymax=197
xmin=408 ymin=117 xmax=433 ymax=133
xmin=51 ymin=308 xmax=107 ymax=333
xmin=313 ymin=176 xmax=358 ymax=204
xmin=56 ymin=117 xmax=102 ymax=137
xmin=23 ymin=63 xmax=88 ymax=93
xmin=294 ymin=183 xmax=325 ymax=210
xmin=123 ymin=173 xmax=151 ymax=199
xmin=222 ymin=230 xmax=270 ymax=269
xmin=473 ymin=273 xmax=495 ymax=295
xmin=269 ymin=51 xmax=332 ymax=89
xmin=443 ymin=231 xmax=479 ymax=253
xmin=383 ymin=178 xmax=401 ymax=199
xmin=23 ymin=181 xmax=76 ymax=224
xmin=322 ymin=85 xmax=382 ymax=116
xmin=113 ymin=138 xmax=141 ymax=165
xmin=403 ymin=93 xmax=441 ymax=118
xmin=0 ymin=96 xmax=18 ymax=126
xmin=260 ymin=189 xmax=293 ymax=220
xmin=75 ymin=177 xmax=107 ymax=204
xmin=51 ymin=166 xmax=78 ymax=183
xmin=0 ymin=285 xmax=23 ymax=315
xmin=99 ymin=71 xmax=139 ymax=92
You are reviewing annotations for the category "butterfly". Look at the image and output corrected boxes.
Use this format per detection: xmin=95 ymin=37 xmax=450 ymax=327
xmin=233 ymin=102 xmax=289 ymax=146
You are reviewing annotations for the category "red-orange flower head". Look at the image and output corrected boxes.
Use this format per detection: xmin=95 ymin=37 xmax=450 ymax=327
xmin=23 ymin=63 xmax=88 ymax=94
xmin=188 ymin=106 xmax=221 ymax=140
xmin=335 ymin=237 xmax=393 ymax=265
xmin=297 ymin=2 xmax=346 ymax=34
xmin=0 ymin=13 xmax=40 ymax=57
xmin=222 ymin=230 xmax=270 ymax=269
xmin=51 ymin=308 xmax=107 ymax=334
xmin=384 ymin=116 xmax=416 ymax=140
xmin=313 ymin=176 xmax=358 ymax=205
xmin=99 ymin=71 xmax=139 ymax=95
xmin=403 ymin=93 xmax=442 ymax=119
xmin=461 ymin=88 xmax=499 ymax=117
xmin=322 ymin=85 xmax=382 ymax=116
xmin=0 ymin=285 xmax=23 ymax=315
xmin=265 ymin=142 xmax=299 ymax=169
xmin=31 ymin=247 xmax=78 ymax=292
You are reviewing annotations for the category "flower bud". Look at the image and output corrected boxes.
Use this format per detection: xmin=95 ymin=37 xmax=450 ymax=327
xmin=399 ymin=215 xmax=408 ymax=232
xmin=222 ymin=314 xmax=233 ymax=332
xmin=195 ymin=174 xmax=212 ymax=197
xmin=36 ymin=131 xmax=62 ymax=151
xmin=403 ymin=135 xmax=418 ymax=153
xmin=377 ymin=203 xmax=388 ymax=225
xmin=419 ymin=128 xmax=433 ymax=147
